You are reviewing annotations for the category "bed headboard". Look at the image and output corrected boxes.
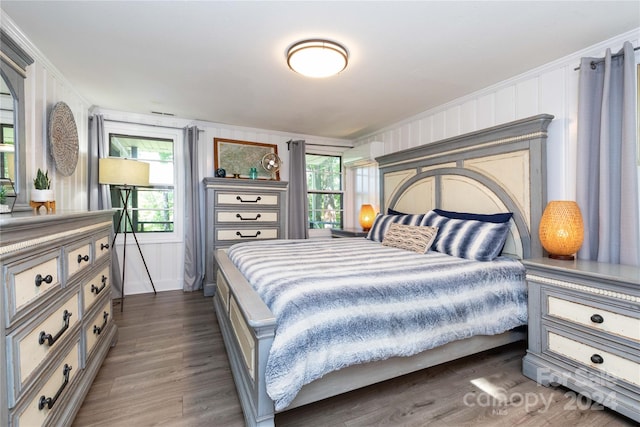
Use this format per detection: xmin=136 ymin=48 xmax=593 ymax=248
xmin=377 ymin=114 xmax=554 ymax=260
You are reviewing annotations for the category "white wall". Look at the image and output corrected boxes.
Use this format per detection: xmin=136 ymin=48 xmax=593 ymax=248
xmin=352 ymin=28 xmax=640 ymax=205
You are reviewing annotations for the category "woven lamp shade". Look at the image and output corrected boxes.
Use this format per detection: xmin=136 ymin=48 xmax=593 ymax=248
xmin=359 ymin=204 xmax=376 ymax=232
xmin=539 ymin=201 xmax=584 ymax=260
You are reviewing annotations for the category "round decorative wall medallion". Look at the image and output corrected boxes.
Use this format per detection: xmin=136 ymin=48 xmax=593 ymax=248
xmin=48 ymin=102 xmax=79 ymax=176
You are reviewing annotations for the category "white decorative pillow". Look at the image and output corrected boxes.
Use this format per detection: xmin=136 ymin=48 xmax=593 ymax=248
xmin=382 ymin=223 xmax=439 ymax=254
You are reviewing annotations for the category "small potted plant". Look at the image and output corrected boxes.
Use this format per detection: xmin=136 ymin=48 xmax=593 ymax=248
xmin=32 ymin=168 xmax=54 ymax=202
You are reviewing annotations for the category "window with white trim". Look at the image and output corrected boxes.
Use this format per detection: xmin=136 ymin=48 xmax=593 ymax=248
xmin=109 ymin=133 xmax=174 ymax=233
xmin=306 ymin=154 xmax=343 ymax=229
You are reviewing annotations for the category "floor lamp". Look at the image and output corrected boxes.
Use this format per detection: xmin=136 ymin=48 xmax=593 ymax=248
xmin=99 ymin=158 xmax=157 ymax=311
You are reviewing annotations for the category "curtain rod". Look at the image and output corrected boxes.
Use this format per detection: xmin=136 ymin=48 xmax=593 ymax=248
xmin=574 ymin=45 xmax=640 ymax=71
xmin=286 ymin=139 xmax=351 ymax=150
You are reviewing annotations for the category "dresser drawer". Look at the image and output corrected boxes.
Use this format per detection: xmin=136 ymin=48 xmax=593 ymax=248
xmin=8 ymin=292 xmax=79 ymax=402
xmin=217 ymin=211 xmax=279 ymax=223
xmin=66 ymin=241 xmax=93 ymax=279
xmin=82 ymin=266 xmax=110 ymax=312
xmin=94 ymin=234 xmax=111 ymax=261
xmin=4 ymin=249 xmax=61 ymax=325
xmin=546 ymin=330 xmax=640 ymax=386
xmin=217 ymin=228 xmax=279 ymax=242
xmin=217 ymin=192 xmax=279 ymax=206
xmin=84 ymin=299 xmax=113 ymax=362
xmin=547 ymin=295 xmax=639 ymax=342
xmin=11 ymin=340 xmax=80 ymax=427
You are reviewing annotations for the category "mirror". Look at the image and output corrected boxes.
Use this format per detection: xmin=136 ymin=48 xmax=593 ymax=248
xmin=0 ymin=29 xmax=33 ymax=210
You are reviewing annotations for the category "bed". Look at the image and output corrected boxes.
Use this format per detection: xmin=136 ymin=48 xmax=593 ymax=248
xmin=213 ymin=114 xmax=554 ymax=426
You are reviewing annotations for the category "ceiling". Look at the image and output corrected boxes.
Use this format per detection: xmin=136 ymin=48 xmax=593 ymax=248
xmin=1 ymin=1 xmax=638 ymax=140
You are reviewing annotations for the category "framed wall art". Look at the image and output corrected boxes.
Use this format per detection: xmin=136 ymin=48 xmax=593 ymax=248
xmin=214 ymin=138 xmax=279 ymax=180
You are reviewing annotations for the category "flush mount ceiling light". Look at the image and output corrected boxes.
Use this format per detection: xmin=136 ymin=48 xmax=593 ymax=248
xmin=287 ymin=39 xmax=348 ymax=78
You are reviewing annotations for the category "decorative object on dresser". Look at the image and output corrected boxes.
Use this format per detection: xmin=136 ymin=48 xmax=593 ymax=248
xmin=539 ymin=201 xmax=584 ymax=260
xmin=202 ymin=177 xmax=288 ymax=297
xmin=522 ymin=258 xmax=640 ymax=423
xmin=0 ymin=210 xmax=117 ymax=426
xmin=260 ymin=152 xmax=281 ymax=181
xmin=358 ymin=204 xmax=376 ymax=232
xmin=214 ymin=138 xmax=280 ymax=180
xmin=48 ymin=101 xmax=79 ymax=177
xmin=99 ymin=158 xmax=156 ymax=311
xmin=30 ymin=169 xmax=55 ymax=214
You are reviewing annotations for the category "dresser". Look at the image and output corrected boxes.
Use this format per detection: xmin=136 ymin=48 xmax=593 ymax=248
xmin=522 ymin=258 xmax=639 ymax=422
xmin=1 ymin=211 xmax=117 ymax=426
xmin=203 ymin=178 xmax=288 ymax=296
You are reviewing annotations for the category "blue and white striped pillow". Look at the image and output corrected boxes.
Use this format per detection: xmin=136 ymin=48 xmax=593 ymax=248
xmin=422 ymin=211 xmax=510 ymax=261
xmin=366 ymin=213 xmax=427 ymax=242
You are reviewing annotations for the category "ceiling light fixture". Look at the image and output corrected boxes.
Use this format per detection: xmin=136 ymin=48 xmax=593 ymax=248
xmin=287 ymin=39 xmax=348 ymax=78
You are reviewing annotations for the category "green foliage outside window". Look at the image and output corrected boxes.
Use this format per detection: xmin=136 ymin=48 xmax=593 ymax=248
xmin=306 ymin=154 xmax=343 ymax=229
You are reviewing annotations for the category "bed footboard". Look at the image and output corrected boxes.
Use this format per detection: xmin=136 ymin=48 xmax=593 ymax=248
xmin=214 ymin=249 xmax=276 ymax=427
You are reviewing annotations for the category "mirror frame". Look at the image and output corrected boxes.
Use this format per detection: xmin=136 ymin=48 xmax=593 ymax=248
xmin=0 ymin=29 xmax=33 ymax=210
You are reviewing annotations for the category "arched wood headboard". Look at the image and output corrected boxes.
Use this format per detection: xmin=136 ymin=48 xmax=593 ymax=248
xmin=377 ymin=114 xmax=554 ymax=259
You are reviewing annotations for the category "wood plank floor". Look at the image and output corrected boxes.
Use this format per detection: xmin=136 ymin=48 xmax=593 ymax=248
xmin=73 ymin=290 xmax=636 ymax=427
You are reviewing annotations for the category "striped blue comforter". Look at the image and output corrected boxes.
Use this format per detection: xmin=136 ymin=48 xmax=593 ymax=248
xmin=227 ymin=238 xmax=527 ymax=410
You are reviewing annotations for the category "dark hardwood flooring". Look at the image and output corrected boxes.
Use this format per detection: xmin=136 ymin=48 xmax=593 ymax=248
xmin=73 ymin=291 xmax=636 ymax=427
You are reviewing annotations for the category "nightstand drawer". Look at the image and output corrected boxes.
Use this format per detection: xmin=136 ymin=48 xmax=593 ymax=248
xmin=548 ymin=295 xmax=640 ymax=342
xmin=217 ymin=211 xmax=279 ymax=223
xmin=547 ymin=331 xmax=640 ymax=386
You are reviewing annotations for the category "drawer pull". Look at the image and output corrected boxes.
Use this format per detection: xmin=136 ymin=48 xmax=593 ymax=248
xmin=590 ymin=354 xmax=604 ymax=364
xmin=590 ymin=314 xmax=604 ymax=324
xmin=39 ymin=310 xmax=72 ymax=346
xmin=100 ymin=242 xmax=110 ymax=250
xmin=93 ymin=311 xmax=109 ymax=335
xmin=236 ymin=213 xmax=261 ymax=221
xmin=77 ymin=254 xmax=90 ymax=264
xmin=91 ymin=275 xmax=108 ymax=295
xmin=236 ymin=231 xmax=261 ymax=238
xmin=236 ymin=195 xmax=261 ymax=203
xmin=35 ymin=274 xmax=53 ymax=287
xmin=38 ymin=364 xmax=72 ymax=410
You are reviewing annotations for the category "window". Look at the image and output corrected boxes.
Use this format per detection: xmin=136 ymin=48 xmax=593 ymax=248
xmin=109 ymin=134 xmax=174 ymax=233
xmin=306 ymin=154 xmax=343 ymax=229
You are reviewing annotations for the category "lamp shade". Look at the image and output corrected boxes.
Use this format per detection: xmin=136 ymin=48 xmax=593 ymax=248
xmin=539 ymin=201 xmax=584 ymax=260
xmin=359 ymin=204 xmax=376 ymax=232
xmin=99 ymin=158 xmax=149 ymax=187
xmin=287 ymin=39 xmax=348 ymax=78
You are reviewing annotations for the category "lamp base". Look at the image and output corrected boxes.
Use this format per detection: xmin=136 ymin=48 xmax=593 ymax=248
xmin=548 ymin=254 xmax=575 ymax=261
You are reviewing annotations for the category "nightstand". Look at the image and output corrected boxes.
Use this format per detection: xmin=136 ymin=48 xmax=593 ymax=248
xmin=522 ymin=258 xmax=639 ymax=422
xmin=330 ymin=228 xmax=368 ymax=238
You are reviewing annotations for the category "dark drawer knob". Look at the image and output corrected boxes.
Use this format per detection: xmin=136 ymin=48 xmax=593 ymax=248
xmin=590 ymin=354 xmax=604 ymax=364
xmin=100 ymin=242 xmax=110 ymax=250
xmin=590 ymin=314 xmax=604 ymax=324
xmin=77 ymin=254 xmax=89 ymax=264
xmin=35 ymin=274 xmax=53 ymax=287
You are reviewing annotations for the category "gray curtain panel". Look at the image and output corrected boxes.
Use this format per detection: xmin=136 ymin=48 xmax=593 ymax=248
xmin=576 ymin=41 xmax=640 ymax=266
xmin=88 ymin=114 xmax=123 ymax=296
xmin=288 ymin=140 xmax=309 ymax=239
xmin=183 ymin=126 xmax=204 ymax=291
